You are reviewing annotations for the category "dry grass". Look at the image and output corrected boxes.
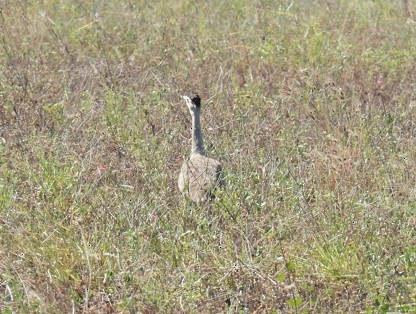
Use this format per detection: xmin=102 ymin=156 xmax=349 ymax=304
xmin=1 ymin=0 xmax=416 ymax=312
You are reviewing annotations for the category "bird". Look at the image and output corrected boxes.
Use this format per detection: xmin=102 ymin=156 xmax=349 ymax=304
xmin=178 ymin=93 xmax=224 ymax=203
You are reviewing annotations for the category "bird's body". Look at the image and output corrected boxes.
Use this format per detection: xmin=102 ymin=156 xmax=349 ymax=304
xmin=178 ymin=94 xmax=224 ymax=203
xmin=178 ymin=153 xmax=223 ymax=203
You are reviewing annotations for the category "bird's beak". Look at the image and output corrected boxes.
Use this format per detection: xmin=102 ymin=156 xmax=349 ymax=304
xmin=182 ymin=95 xmax=192 ymax=103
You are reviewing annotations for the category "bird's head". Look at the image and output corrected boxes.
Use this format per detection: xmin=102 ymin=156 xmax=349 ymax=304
xmin=182 ymin=93 xmax=201 ymax=113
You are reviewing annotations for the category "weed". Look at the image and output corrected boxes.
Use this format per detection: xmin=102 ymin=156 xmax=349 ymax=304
xmin=1 ymin=0 xmax=416 ymax=312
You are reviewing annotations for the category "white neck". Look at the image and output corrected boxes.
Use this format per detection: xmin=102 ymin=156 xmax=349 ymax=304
xmin=191 ymin=107 xmax=205 ymax=155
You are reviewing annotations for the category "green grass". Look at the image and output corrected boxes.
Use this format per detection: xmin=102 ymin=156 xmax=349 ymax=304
xmin=1 ymin=0 xmax=416 ymax=312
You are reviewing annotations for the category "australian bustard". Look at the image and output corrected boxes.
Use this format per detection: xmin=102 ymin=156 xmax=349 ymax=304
xmin=178 ymin=94 xmax=224 ymax=203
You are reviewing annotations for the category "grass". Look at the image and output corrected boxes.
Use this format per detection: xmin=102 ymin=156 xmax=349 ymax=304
xmin=1 ymin=0 xmax=416 ymax=312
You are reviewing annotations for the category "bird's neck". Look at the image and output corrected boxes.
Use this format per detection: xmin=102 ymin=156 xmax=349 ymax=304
xmin=191 ymin=108 xmax=205 ymax=155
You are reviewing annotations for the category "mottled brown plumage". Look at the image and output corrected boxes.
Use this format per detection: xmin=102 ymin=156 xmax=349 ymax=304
xmin=178 ymin=94 xmax=224 ymax=203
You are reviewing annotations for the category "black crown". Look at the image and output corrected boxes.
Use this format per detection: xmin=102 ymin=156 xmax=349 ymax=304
xmin=190 ymin=94 xmax=201 ymax=107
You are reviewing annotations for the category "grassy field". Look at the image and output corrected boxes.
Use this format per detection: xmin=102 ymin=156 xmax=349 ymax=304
xmin=1 ymin=0 xmax=416 ymax=312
